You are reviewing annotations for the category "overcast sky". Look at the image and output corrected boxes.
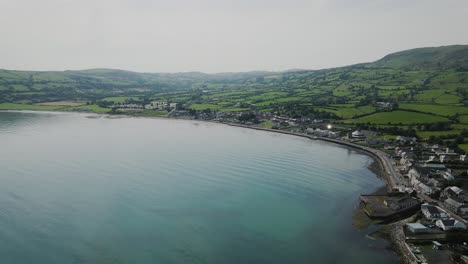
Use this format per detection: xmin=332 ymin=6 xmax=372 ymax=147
xmin=0 ymin=0 xmax=467 ymax=73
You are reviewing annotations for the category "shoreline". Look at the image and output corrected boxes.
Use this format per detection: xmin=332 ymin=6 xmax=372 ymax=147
xmin=1 ymin=109 xmax=404 ymax=262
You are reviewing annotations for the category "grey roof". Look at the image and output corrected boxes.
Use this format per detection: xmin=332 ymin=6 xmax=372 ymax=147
xmin=445 ymin=198 xmax=463 ymax=208
xmin=440 ymin=219 xmax=456 ymax=226
xmin=424 ymin=205 xmax=441 ymax=215
xmin=407 ymin=223 xmax=427 ymax=229
xmin=448 ymin=186 xmax=463 ymax=195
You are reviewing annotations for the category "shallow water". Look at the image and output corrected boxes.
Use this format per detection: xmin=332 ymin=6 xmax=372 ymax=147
xmin=0 ymin=111 xmax=396 ymax=263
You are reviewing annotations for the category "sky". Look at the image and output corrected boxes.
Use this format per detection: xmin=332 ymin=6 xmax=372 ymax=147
xmin=0 ymin=0 xmax=468 ymax=73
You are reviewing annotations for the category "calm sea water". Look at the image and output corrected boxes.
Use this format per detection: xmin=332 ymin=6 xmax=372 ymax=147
xmin=0 ymin=111 xmax=396 ymax=263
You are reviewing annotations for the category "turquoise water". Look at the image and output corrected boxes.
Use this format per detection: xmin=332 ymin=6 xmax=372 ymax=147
xmin=0 ymin=111 xmax=395 ymax=263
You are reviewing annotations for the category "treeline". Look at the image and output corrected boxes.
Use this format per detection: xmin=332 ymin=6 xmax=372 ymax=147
xmin=358 ymin=124 xmax=418 ymax=138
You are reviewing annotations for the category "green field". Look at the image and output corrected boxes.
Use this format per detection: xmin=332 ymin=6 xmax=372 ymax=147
xmin=459 ymin=115 xmax=468 ymax=124
xmin=315 ymin=105 xmax=377 ymax=119
xmin=101 ymin=97 xmax=139 ymax=103
xmin=344 ymin=111 xmax=449 ymax=125
xmin=399 ymin=103 xmax=468 ymax=117
xmin=62 ymin=105 xmax=111 ymax=113
xmin=0 ymin=103 xmax=63 ymax=111
xmin=189 ymin=104 xmax=221 ymax=110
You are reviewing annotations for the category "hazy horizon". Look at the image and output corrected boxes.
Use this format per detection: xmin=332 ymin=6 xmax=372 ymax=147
xmin=1 ymin=0 xmax=468 ymax=73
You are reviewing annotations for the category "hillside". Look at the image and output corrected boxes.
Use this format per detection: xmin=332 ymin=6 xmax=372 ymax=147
xmin=367 ymin=45 xmax=468 ymax=70
xmin=2 ymin=45 xmax=468 ymax=147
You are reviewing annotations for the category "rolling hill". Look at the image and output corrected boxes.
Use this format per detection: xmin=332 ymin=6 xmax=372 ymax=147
xmin=1 ymin=44 xmax=468 ymax=144
xmin=366 ymin=45 xmax=468 ymax=70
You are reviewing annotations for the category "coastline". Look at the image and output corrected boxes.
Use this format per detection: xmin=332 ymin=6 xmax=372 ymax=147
xmin=1 ymin=109 xmax=404 ymax=262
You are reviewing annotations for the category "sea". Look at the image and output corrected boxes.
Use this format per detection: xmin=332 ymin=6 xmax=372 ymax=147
xmin=0 ymin=111 xmax=396 ymax=263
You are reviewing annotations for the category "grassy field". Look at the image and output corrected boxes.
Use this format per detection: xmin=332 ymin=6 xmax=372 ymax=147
xmin=0 ymin=103 xmax=63 ymax=111
xmin=62 ymin=105 xmax=111 ymax=113
xmin=399 ymin=103 xmax=468 ymax=117
xmin=139 ymin=110 xmax=168 ymax=117
xmin=101 ymin=97 xmax=139 ymax=103
xmin=262 ymin=120 xmax=273 ymax=128
xmin=36 ymin=101 xmax=84 ymax=107
xmin=417 ymin=130 xmax=461 ymax=139
xmin=459 ymin=115 xmax=468 ymax=124
xmin=344 ymin=111 xmax=449 ymax=125
xmin=315 ymin=105 xmax=377 ymax=119
xmin=458 ymin=144 xmax=468 ymax=153
xmin=189 ymin=104 xmax=221 ymax=110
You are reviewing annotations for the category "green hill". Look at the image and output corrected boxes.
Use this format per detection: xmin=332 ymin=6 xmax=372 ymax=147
xmin=367 ymin=45 xmax=468 ymax=71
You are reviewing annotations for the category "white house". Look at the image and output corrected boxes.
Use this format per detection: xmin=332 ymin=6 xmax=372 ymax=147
xmin=461 ymin=155 xmax=468 ymax=162
xmin=442 ymin=171 xmax=455 ymax=181
xmin=351 ymin=130 xmax=365 ymax=139
xmin=408 ymin=168 xmax=421 ymax=179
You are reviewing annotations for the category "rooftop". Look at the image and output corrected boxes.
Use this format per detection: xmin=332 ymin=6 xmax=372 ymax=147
xmin=407 ymin=223 xmax=427 ymax=229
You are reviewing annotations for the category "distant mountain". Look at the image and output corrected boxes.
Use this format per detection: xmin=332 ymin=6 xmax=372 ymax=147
xmin=366 ymin=45 xmax=468 ymax=71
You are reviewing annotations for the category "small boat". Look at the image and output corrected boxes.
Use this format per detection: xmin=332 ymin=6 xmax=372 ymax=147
xmin=313 ymin=136 xmax=318 ymax=140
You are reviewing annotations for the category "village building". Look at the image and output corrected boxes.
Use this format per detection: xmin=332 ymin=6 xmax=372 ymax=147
xmin=421 ymin=203 xmax=449 ymax=220
xmin=384 ymin=196 xmax=419 ymax=211
xmin=351 ymin=130 xmax=365 ymax=139
xmin=426 ymin=156 xmax=437 ymax=163
xmin=441 ymin=186 xmax=465 ymax=202
xmin=396 ymin=136 xmax=417 ymax=143
xmin=459 ymin=207 xmax=468 ymax=219
xmin=426 ymin=178 xmax=441 ymax=189
xmin=444 ymin=198 xmax=467 ymax=213
xmin=307 ymin=128 xmax=336 ymax=138
xmin=442 ymin=170 xmax=455 ymax=181
xmin=434 ymin=148 xmax=459 ymax=163
xmin=406 ymin=223 xmax=430 ymax=234
xmin=408 ymin=168 xmax=420 ymax=179
xmin=376 ymin=101 xmax=392 ymax=108
xmin=419 ymin=163 xmax=446 ymax=170
xmin=435 ymin=218 xmax=467 ymax=231
xmin=461 ymin=155 xmax=468 ymax=162
xmin=411 ymin=177 xmax=433 ymax=195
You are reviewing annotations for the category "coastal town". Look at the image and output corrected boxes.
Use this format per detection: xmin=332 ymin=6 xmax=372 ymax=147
xmin=2 ymin=0 xmax=467 ymax=263
xmin=149 ymin=105 xmax=468 ymax=264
